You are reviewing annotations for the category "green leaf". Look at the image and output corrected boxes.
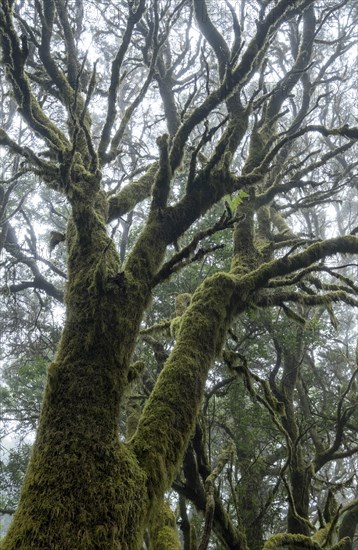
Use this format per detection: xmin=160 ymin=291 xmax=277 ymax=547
xmin=224 ymin=190 xmax=249 ymax=211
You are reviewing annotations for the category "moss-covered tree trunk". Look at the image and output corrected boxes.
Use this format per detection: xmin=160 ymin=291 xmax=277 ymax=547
xmin=286 ymin=468 xmax=312 ymax=536
xmin=282 ymin=345 xmax=312 ymax=536
xmin=1 ymin=185 xmax=153 ymax=548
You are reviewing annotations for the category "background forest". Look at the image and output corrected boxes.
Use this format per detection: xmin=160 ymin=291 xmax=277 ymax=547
xmin=0 ymin=0 xmax=358 ymax=548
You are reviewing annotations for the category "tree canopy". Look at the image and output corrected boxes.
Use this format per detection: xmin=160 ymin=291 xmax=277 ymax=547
xmin=0 ymin=0 xmax=357 ymax=548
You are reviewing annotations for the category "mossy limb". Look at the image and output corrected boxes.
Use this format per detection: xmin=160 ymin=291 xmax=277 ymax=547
xmin=131 ymin=272 xmax=237 ymax=502
xmin=263 ymin=533 xmax=321 ymax=550
xmin=149 ymin=500 xmax=181 ymax=550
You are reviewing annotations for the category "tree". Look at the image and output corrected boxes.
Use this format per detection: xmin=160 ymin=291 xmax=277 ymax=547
xmin=0 ymin=0 xmax=357 ymax=548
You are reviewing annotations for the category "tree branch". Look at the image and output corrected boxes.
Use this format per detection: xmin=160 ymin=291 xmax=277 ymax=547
xmin=98 ymin=0 xmax=146 ymax=161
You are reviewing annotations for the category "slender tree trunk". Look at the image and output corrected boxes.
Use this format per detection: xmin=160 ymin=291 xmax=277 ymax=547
xmin=287 ymin=467 xmax=312 ymax=535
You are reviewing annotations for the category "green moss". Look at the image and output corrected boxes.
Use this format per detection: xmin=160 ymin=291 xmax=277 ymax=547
xmin=153 ymin=527 xmax=180 ymax=549
xmin=140 ymin=319 xmax=171 ymax=337
xmin=2 ymin=180 xmax=156 ymax=548
xmin=175 ymin=292 xmax=191 ymax=312
xmin=263 ymin=533 xmax=321 ymax=550
xmin=170 ymin=315 xmax=182 ymax=339
xmin=59 ymin=187 xmax=130 ymax=360
xmin=262 ymin=380 xmax=285 ymax=415
xmin=2 ymin=437 xmax=148 ymax=549
xmin=131 ymin=272 xmax=237 ymax=501
xmin=124 ymin=216 xmax=168 ymax=290
xmin=149 ymin=500 xmax=181 ymax=550
xmin=127 ymin=360 xmax=146 ymax=384
xmin=331 ymin=537 xmax=352 ymax=550
xmin=108 ymin=162 xmax=159 ymax=222
xmin=312 ymin=524 xmax=329 ymax=545
xmin=190 ymin=523 xmax=198 ymax=549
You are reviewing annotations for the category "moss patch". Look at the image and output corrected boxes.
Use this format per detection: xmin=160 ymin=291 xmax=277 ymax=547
xmin=263 ymin=533 xmax=321 ymax=550
xmin=149 ymin=500 xmax=181 ymax=550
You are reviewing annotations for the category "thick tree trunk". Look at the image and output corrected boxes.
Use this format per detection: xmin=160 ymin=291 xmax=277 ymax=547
xmin=2 ymin=373 xmax=149 ymax=548
xmin=2 ymin=188 xmax=152 ymax=549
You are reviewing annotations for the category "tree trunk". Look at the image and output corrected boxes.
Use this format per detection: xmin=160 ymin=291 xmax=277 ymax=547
xmin=287 ymin=467 xmax=312 ymax=536
xmin=338 ymin=500 xmax=358 ymax=547
xmin=2 ymin=188 xmax=152 ymax=549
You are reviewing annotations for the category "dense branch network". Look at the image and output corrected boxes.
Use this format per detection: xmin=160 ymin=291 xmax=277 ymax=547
xmin=0 ymin=0 xmax=357 ymax=548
